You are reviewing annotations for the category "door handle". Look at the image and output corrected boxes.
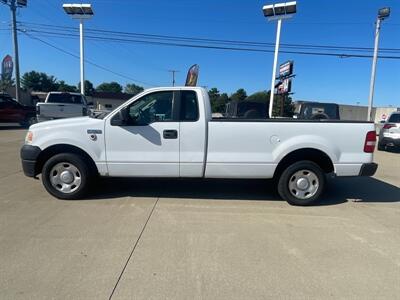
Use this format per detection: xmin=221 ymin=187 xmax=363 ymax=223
xmin=163 ymin=129 xmax=178 ymax=139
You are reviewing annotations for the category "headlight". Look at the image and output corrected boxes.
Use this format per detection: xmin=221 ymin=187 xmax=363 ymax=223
xmin=25 ymin=131 xmax=33 ymax=144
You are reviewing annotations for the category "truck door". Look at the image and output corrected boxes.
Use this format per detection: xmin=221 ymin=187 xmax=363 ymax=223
xmin=105 ymin=90 xmax=180 ymax=177
xmin=178 ymin=90 xmax=206 ymax=177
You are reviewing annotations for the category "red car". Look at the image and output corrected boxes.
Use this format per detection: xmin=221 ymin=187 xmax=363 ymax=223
xmin=0 ymin=93 xmax=36 ymax=128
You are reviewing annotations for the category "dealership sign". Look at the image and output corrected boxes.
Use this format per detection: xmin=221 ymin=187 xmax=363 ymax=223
xmin=1 ymin=55 xmax=13 ymax=80
xmin=277 ymin=78 xmax=292 ymax=94
xmin=279 ymin=61 xmax=294 ymax=78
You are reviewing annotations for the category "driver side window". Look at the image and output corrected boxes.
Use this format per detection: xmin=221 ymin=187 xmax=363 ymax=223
xmin=127 ymin=91 xmax=174 ymax=125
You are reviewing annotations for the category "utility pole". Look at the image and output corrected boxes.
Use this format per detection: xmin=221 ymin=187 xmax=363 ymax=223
xmin=1 ymin=0 xmax=24 ymax=103
xmin=168 ymin=70 xmax=179 ymax=86
xmin=10 ymin=0 xmax=20 ymax=103
xmin=367 ymin=7 xmax=390 ymax=122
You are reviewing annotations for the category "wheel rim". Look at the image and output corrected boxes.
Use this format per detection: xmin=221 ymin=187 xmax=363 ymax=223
xmin=49 ymin=162 xmax=81 ymax=194
xmin=288 ymin=169 xmax=319 ymax=200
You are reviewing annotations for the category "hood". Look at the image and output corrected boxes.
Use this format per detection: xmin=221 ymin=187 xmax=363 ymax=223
xmin=30 ymin=116 xmax=103 ymax=130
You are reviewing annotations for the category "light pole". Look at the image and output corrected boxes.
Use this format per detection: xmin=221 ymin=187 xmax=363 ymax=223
xmin=367 ymin=7 xmax=390 ymax=122
xmin=263 ymin=1 xmax=296 ymax=118
xmin=63 ymin=3 xmax=94 ymax=96
xmin=1 ymin=0 xmax=27 ymax=103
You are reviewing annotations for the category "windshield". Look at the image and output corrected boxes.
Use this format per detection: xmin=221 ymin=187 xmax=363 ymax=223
xmin=91 ymin=111 xmax=110 ymax=119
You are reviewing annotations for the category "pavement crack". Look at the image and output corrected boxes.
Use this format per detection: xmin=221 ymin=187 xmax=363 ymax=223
xmin=108 ymin=197 xmax=160 ymax=300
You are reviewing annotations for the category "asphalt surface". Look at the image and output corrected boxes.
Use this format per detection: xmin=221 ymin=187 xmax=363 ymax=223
xmin=0 ymin=127 xmax=399 ymax=299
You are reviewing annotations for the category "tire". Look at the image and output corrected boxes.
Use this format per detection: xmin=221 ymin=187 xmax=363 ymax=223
xmin=277 ymin=160 xmax=326 ymax=206
xmin=42 ymin=153 xmax=91 ymax=200
xmin=20 ymin=115 xmax=37 ymax=128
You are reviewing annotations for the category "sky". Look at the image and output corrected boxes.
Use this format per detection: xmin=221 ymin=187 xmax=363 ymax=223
xmin=0 ymin=0 xmax=399 ymax=107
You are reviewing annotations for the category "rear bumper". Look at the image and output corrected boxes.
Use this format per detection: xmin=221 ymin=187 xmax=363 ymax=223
xmin=379 ymin=137 xmax=400 ymax=147
xmin=20 ymin=145 xmax=41 ymax=177
xmin=359 ymin=163 xmax=378 ymax=177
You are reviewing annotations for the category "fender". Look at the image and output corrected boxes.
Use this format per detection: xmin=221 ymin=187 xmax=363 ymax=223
xmin=272 ymin=134 xmax=340 ymax=165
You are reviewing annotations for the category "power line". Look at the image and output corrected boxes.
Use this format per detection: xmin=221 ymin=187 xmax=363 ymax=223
xmin=19 ymin=28 xmax=400 ymax=60
xmin=17 ymin=21 xmax=400 ymax=53
xmin=21 ymin=31 xmax=158 ymax=87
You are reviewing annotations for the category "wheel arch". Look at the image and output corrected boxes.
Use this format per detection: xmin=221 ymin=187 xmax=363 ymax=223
xmin=273 ymin=148 xmax=334 ymax=179
xmin=35 ymin=144 xmax=98 ymax=176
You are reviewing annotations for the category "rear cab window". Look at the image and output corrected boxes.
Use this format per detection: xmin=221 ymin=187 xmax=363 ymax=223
xmin=47 ymin=93 xmax=84 ymax=104
xmin=180 ymin=91 xmax=199 ymax=121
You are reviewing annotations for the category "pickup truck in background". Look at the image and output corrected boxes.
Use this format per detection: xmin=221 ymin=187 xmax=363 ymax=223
xmin=21 ymin=87 xmax=377 ymax=206
xmin=0 ymin=93 xmax=36 ymax=127
xmin=36 ymin=92 xmax=89 ymax=123
xmin=294 ymin=102 xmax=340 ymax=120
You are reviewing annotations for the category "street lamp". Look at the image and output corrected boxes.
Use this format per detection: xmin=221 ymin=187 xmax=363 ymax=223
xmin=263 ymin=1 xmax=296 ymax=118
xmin=367 ymin=7 xmax=390 ymax=122
xmin=63 ymin=3 xmax=94 ymax=96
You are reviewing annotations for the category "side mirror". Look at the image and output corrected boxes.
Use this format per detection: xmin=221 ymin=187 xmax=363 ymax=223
xmin=111 ymin=107 xmax=129 ymax=126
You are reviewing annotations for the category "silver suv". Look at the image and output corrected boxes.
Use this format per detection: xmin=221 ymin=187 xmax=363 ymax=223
xmin=378 ymin=112 xmax=400 ymax=151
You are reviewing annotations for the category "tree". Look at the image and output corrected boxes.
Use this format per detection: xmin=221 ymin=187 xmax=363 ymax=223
xmin=0 ymin=75 xmax=14 ymax=92
xmin=215 ymin=93 xmax=229 ymax=113
xmin=57 ymin=81 xmax=78 ymax=93
xmin=208 ymin=88 xmax=220 ymax=112
xmin=78 ymin=80 xmax=95 ymax=96
xmin=230 ymin=88 xmax=247 ymax=102
xmin=21 ymin=71 xmax=58 ymax=92
xmin=246 ymin=90 xmax=294 ymax=117
xmin=96 ymin=82 xmax=123 ymax=93
xmin=124 ymin=83 xmax=144 ymax=95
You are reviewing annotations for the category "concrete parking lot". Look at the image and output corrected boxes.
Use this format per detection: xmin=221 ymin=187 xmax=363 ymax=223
xmin=0 ymin=126 xmax=399 ymax=299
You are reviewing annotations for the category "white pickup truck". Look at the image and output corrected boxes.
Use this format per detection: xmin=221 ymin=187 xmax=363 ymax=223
xmin=21 ymin=87 xmax=378 ymax=205
xmin=36 ymin=92 xmax=89 ymax=123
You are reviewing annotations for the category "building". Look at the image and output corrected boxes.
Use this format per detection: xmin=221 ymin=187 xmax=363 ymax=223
xmin=87 ymin=92 xmax=134 ymax=111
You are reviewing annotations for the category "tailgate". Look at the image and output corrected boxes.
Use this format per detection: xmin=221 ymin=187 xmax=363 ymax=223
xmin=38 ymin=103 xmax=84 ymax=119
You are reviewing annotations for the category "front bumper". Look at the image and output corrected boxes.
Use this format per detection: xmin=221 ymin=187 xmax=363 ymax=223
xmin=359 ymin=163 xmax=378 ymax=177
xmin=20 ymin=145 xmax=41 ymax=177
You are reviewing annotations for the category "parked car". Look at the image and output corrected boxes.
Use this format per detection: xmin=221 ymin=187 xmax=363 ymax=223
xmin=378 ymin=112 xmax=400 ymax=151
xmin=21 ymin=87 xmax=377 ymax=206
xmin=0 ymin=93 xmax=36 ymax=127
xmin=36 ymin=92 xmax=89 ymax=122
xmin=294 ymin=102 xmax=340 ymax=120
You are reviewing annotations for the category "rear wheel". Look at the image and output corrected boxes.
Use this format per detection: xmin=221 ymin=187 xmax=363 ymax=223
xmin=277 ymin=160 xmax=325 ymax=206
xmin=42 ymin=153 xmax=90 ymax=200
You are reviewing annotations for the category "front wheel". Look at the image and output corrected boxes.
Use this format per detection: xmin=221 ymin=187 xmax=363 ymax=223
xmin=277 ymin=160 xmax=326 ymax=206
xmin=42 ymin=153 xmax=90 ymax=200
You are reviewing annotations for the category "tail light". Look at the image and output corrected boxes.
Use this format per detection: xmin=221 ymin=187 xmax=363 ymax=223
xmin=364 ymin=131 xmax=376 ymax=153
xmin=383 ymin=123 xmax=395 ymax=130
